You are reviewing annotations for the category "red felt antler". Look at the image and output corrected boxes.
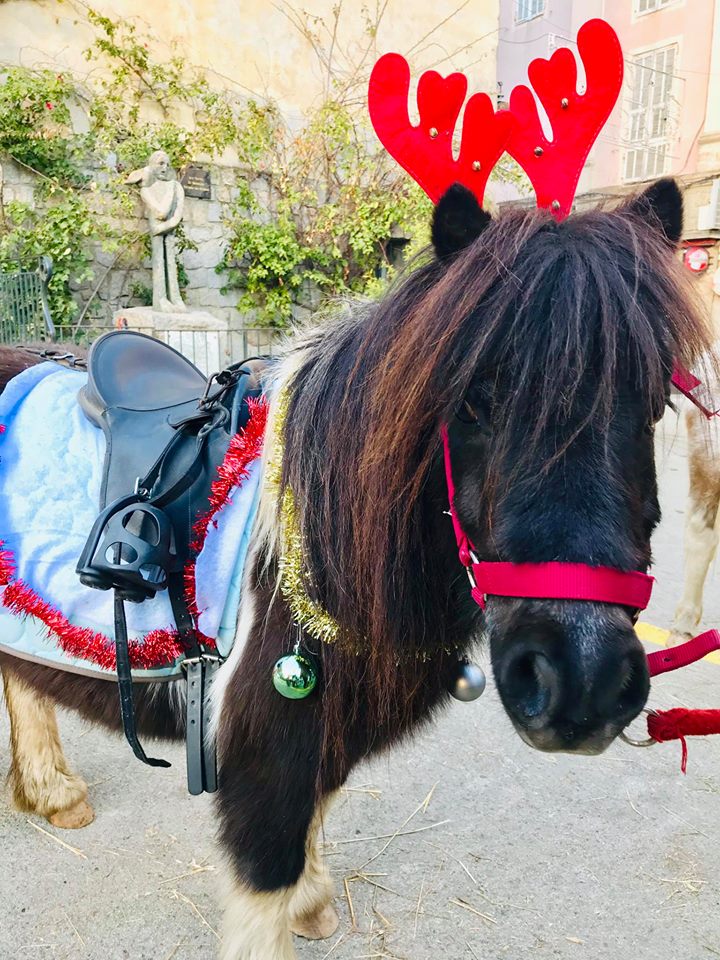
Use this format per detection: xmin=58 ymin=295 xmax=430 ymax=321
xmin=368 ymin=53 xmax=516 ymax=205
xmin=506 ymin=19 xmax=623 ymax=219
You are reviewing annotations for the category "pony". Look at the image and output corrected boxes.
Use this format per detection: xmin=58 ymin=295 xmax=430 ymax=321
xmin=0 ymin=178 xmax=711 ymax=959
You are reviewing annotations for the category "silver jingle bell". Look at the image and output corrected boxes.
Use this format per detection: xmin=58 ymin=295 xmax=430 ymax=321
xmin=450 ymin=659 xmax=486 ymax=702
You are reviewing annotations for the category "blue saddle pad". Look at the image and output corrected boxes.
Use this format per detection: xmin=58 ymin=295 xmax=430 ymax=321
xmin=0 ymin=362 xmax=263 ymax=680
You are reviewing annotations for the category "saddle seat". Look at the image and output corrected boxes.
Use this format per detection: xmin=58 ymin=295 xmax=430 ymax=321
xmin=80 ymin=327 xmax=207 ymax=418
xmin=79 ymin=331 xmax=212 ymax=514
xmin=77 ymin=331 xmax=264 ymax=600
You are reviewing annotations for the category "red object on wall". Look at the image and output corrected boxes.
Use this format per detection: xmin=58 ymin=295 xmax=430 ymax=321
xmin=684 ymin=247 xmax=710 ymax=272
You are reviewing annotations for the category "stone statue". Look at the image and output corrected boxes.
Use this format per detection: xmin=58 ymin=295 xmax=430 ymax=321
xmin=127 ymin=150 xmax=186 ymax=312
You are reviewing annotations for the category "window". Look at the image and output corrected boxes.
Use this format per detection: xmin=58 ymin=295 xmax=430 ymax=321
xmin=515 ymin=0 xmax=545 ymax=23
xmin=624 ymin=44 xmax=677 ymax=181
xmin=636 ymin=0 xmax=674 ymax=14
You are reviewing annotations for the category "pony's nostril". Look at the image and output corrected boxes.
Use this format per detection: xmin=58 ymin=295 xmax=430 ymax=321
xmin=504 ymin=648 xmax=560 ymax=722
xmin=616 ymin=649 xmax=649 ymax=720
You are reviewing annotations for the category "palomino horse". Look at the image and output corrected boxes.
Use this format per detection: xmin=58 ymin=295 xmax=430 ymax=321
xmin=0 ymin=178 xmax=711 ymax=959
xmin=671 ymin=394 xmax=720 ymax=642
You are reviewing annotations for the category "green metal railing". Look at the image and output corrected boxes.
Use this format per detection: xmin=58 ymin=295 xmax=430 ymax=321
xmin=0 ymin=256 xmax=55 ymax=344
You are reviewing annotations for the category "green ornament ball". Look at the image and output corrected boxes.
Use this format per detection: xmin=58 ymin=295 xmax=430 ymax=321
xmin=272 ymin=653 xmax=318 ymax=699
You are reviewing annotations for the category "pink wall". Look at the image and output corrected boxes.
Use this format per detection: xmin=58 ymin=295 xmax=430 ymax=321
xmin=585 ymin=0 xmax=715 ymax=192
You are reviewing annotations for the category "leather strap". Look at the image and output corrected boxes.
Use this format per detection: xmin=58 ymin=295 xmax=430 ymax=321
xmin=185 ymin=657 xmax=220 ymax=795
xmin=185 ymin=659 xmax=205 ymax=795
xmin=113 ymin=591 xmax=171 ymax=768
xmin=201 ymin=658 xmax=219 ymax=794
xmin=168 ymin=571 xmax=202 ymax=659
xmin=441 ymin=425 xmax=654 ymax=611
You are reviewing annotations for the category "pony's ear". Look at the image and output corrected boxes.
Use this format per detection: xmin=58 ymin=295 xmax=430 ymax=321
xmin=626 ymin=178 xmax=683 ymax=248
xmin=431 ymin=183 xmax=492 ymax=259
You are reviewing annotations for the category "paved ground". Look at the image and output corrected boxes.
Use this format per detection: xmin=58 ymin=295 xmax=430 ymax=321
xmin=2 ymin=408 xmax=720 ymax=960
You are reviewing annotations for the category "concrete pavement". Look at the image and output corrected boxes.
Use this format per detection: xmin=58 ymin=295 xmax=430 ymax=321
xmin=1 ymin=408 xmax=720 ymax=960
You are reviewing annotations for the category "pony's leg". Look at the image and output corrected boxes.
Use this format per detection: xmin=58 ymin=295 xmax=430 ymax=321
xmin=289 ymin=793 xmax=339 ymax=940
xmin=220 ymin=883 xmax=296 ymax=960
xmin=219 ymin=799 xmax=339 ymax=960
xmin=217 ymin=679 xmax=331 ymax=957
xmin=2 ymin=669 xmax=94 ymax=828
xmin=671 ymin=410 xmax=720 ymax=641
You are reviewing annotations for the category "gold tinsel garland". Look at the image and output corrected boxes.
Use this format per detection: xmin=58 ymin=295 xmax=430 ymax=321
xmin=268 ymin=387 xmax=348 ymax=647
xmin=268 ymin=388 xmax=458 ymax=662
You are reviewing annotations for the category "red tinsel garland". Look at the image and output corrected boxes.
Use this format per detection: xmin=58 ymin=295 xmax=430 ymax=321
xmin=0 ymin=400 xmax=267 ymax=671
xmin=0 ymin=542 xmax=15 ymax=585
xmin=184 ymin=398 xmax=268 ymax=619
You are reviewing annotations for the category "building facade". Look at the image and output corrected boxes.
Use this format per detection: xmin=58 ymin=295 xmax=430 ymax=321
xmin=497 ymin=0 xmax=720 ymax=328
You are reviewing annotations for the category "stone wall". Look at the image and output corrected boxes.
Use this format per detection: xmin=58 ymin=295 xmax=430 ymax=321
xmin=1 ymin=157 xmax=246 ymax=329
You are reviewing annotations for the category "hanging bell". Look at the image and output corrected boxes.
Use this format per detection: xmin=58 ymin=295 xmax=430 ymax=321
xmin=272 ymin=652 xmax=318 ymax=699
xmin=450 ymin=658 xmax=486 ymax=702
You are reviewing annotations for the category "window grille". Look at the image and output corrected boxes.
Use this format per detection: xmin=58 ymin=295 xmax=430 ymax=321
xmin=515 ymin=0 xmax=545 ymax=24
xmin=624 ymin=44 xmax=677 ymax=181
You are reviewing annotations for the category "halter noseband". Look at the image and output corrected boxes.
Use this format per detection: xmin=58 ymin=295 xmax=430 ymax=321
xmin=441 ymin=426 xmax=654 ymax=615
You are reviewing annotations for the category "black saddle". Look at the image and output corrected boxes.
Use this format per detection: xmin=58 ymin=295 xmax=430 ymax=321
xmin=74 ymin=331 xmax=267 ymax=791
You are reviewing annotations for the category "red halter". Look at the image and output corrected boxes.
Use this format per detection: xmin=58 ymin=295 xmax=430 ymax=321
xmin=441 ymin=426 xmax=655 ymax=613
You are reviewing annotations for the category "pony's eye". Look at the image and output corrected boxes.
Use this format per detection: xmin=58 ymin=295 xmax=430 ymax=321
xmin=457 ymin=398 xmax=491 ymax=431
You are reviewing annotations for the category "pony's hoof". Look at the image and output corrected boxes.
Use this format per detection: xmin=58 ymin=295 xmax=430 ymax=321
xmin=290 ymin=903 xmax=340 ymax=940
xmin=48 ymin=799 xmax=95 ymax=829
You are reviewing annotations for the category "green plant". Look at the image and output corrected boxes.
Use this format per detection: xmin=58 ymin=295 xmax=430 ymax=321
xmin=0 ymin=68 xmax=84 ymax=184
xmin=221 ymin=70 xmax=432 ymax=327
xmin=0 ymin=8 xmax=242 ymax=326
xmin=0 ymin=193 xmax=95 ymax=326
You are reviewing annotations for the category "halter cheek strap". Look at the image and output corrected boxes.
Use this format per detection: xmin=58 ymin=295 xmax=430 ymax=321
xmin=440 ymin=425 xmax=654 ymax=612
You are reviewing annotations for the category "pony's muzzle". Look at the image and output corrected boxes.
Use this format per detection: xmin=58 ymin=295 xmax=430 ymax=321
xmin=490 ymin=600 xmax=650 ymax=754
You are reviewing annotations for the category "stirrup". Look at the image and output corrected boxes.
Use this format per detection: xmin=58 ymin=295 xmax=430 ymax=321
xmin=76 ymin=495 xmax=180 ymax=602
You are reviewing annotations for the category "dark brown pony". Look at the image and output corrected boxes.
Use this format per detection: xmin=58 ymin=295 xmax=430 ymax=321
xmin=0 ymin=179 xmax=710 ymax=958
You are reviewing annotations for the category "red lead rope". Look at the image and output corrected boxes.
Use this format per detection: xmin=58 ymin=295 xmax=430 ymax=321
xmin=643 ymin=629 xmax=720 ymax=772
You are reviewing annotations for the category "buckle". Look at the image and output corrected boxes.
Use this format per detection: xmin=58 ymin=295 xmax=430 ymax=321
xmin=181 ymin=653 xmax=222 ymax=671
xmin=464 ymin=549 xmax=480 ymax=587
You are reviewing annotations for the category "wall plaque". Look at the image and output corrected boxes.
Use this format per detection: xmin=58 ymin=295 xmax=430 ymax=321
xmin=181 ymin=165 xmax=211 ymax=200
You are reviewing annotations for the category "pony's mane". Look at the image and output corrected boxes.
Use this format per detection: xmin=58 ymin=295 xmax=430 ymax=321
xmin=261 ymin=200 xmax=712 ymax=738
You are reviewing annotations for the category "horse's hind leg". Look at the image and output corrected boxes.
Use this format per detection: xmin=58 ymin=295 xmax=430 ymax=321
xmin=2 ymin=669 xmax=94 ymax=828
xmin=671 ymin=408 xmax=720 ymax=641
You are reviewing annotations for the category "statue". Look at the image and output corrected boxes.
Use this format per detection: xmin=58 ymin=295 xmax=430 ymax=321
xmin=126 ymin=150 xmax=186 ymax=312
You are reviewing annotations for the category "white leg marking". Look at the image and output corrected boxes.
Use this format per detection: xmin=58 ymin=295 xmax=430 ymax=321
xmin=220 ymin=881 xmax=295 ymax=960
xmin=672 ymin=501 xmax=719 ymax=636
xmin=289 ymin=795 xmax=339 ymax=940
xmin=671 ymin=408 xmax=720 ymax=640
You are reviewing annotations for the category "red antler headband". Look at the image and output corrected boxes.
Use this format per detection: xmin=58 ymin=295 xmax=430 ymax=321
xmin=369 ymin=24 xmax=717 ymax=416
xmin=368 ymin=18 xmax=623 ymax=219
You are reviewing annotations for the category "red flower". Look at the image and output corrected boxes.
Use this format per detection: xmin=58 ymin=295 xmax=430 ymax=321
xmin=45 ymin=101 xmax=53 ymax=110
